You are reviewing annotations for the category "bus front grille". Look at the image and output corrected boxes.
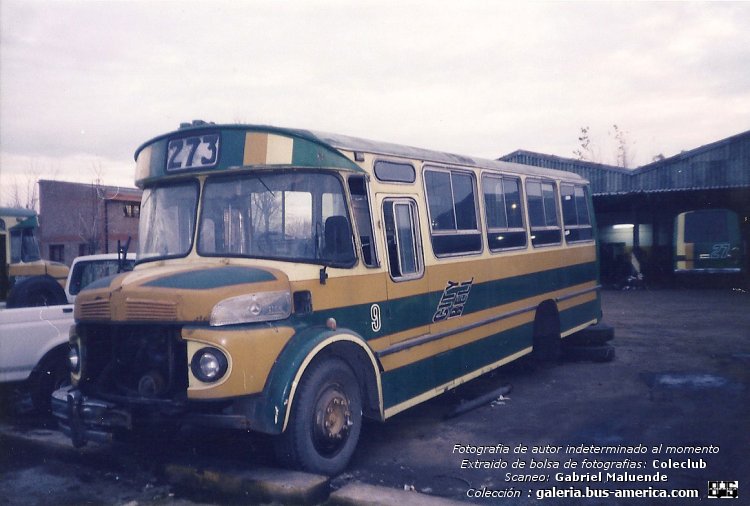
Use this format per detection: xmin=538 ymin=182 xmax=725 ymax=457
xmin=78 ymin=324 xmax=187 ymax=402
xmin=125 ymin=299 xmax=178 ymax=321
xmin=78 ymin=299 xmax=111 ymax=320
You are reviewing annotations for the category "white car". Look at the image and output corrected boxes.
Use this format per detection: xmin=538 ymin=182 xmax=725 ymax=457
xmin=0 ymin=253 xmax=134 ymax=412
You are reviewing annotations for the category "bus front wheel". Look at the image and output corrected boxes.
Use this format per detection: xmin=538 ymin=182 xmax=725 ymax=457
xmin=275 ymin=357 xmax=362 ymax=475
xmin=7 ymin=275 xmax=67 ymax=308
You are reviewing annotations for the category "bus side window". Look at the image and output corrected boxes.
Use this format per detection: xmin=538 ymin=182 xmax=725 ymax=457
xmin=348 ymin=176 xmax=378 ymax=267
xmin=526 ymin=179 xmax=562 ymax=247
xmin=423 ymin=168 xmax=482 ymax=256
xmin=561 ymin=184 xmax=593 ymax=242
xmin=482 ymin=174 xmax=527 ymax=250
xmin=383 ymin=199 xmax=422 ymax=280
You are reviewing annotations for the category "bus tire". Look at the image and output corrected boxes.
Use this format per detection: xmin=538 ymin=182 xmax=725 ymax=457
xmin=532 ymin=302 xmax=561 ymax=365
xmin=562 ymin=343 xmax=615 ymax=363
xmin=274 ymin=357 xmax=362 ymax=475
xmin=6 ymin=275 xmax=67 ymax=308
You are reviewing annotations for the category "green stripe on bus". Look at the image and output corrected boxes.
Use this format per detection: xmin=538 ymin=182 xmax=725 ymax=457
xmin=559 ymin=298 xmax=600 ymax=332
xmin=221 ymin=129 xmax=248 ymax=168
xmin=381 ymin=323 xmax=532 ymax=409
xmin=291 ymin=137 xmax=363 ymax=170
xmin=463 ymin=261 xmax=596 ymax=315
xmin=144 ymin=266 xmax=276 ymax=289
xmin=378 ymin=299 xmax=600 ymax=410
xmin=300 ymin=260 xmax=598 ymax=341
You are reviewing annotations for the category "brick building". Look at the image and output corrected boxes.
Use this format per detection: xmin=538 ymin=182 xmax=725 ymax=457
xmin=38 ymin=180 xmax=142 ymax=265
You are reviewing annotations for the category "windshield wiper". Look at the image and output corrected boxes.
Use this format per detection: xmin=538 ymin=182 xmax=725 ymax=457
xmin=253 ymin=173 xmax=275 ymax=197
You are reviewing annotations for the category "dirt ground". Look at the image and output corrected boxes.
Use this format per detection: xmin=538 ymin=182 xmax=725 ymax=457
xmin=338 ymin=287 xmax=750 ymax=504
xmin=1 ymin=287 xmax=748 ymax=505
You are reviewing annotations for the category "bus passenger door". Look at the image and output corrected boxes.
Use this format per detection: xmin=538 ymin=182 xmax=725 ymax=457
xmin=377 ymin=196 xmax=430 ymax=346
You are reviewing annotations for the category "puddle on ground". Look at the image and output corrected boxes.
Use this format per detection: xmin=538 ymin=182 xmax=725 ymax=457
xmin=653 ymin=373 xmax=728 ymax=389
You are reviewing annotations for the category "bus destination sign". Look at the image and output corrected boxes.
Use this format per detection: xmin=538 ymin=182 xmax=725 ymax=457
xmin=166 ymin=133 xmax=220 ymax=171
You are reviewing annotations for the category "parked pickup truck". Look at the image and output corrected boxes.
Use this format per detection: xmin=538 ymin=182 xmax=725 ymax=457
xmin=0 ymin=253 xmax=134 ymax=412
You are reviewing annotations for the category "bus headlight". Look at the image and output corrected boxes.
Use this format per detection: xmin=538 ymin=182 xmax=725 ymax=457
xmin=68 ymin=344 xmax=81 ymax=374
xmin=190 ymin=347 xmax=228 ymax=382
xmin=210 ymin=290 xmax=291 ymax=326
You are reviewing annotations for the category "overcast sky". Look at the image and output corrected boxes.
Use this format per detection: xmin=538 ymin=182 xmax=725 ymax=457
xmin=1 ymin=0 xmax=749 ymax=206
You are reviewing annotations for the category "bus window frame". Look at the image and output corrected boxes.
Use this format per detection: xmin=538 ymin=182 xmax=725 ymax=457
xmin=136 ymin=178 xmax=200 ymax=265
xmin=525 ymin=177 xmax=562 ymax=248
xmin=560 ymin=183 xmax=594 ymax=244
xmin=348 ymin=175 xmax=380 ymax=268
xmin=481 ymin=172 xmax=528 ymax=252
xmin=373 ymin=159 xmax=417 ymax=184
xmin=382 ymin=197 xmax=424 ymax=282
xmin=196 ymin=170 xmax=357 ymax=268
xmin=422 ymin=165 xmax=483 ymax=258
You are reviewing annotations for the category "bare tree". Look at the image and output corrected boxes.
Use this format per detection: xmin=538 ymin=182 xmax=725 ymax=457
xmin=573 ymin=126 xmax=593 ymax=161
xmin=4 ymin=169 xmax=41 ymax=210
xmin=251 ymin=192 xmax=281 ymax=233
xmin=573 ymin=125 xmax=638 ymax=168
xmin=77 ymin=162 xmax=106 ymax=254
xmin=609 ymin=124 xmax=636 ymax=168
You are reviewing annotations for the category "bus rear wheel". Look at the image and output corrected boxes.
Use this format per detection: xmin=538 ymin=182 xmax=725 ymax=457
xmin=532 ymin=302 xmax=561 ymax=365
xmin=275 ymin=357 xmax=362 ymax=475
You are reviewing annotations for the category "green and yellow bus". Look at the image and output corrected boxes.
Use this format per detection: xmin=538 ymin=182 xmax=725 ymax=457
xmin=1 ymin=207 xmax=68 ymax=304
xmin=54 ymin=122 xmax=604 ymax=474
xmin=674 ymin=208 xmax=744 ymax=274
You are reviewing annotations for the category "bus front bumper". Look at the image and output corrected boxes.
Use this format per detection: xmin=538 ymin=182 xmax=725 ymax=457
xmin=51 ymin=386 xmax=131 ymax=447
xmin=51 ymin=385 xmax=257 ymax=447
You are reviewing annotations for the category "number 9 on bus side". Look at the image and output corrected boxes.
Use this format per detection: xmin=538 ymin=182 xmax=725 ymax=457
xmin=167 ymin=134 xmax=220 ymax=171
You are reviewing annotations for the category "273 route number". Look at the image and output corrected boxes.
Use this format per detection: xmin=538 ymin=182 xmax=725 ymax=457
xmin=167 ymin=134 xmax=220 ymax=170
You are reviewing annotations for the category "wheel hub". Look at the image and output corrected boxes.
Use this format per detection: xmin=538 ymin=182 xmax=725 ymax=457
xmin=313 ymin=387 xmax=351 ymax=454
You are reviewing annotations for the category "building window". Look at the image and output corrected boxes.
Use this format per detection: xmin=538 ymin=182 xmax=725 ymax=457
xmin=49 ymin=244 xmax=65 ymax=263
xmin=123 ymin=203 xmax=140 ymax=218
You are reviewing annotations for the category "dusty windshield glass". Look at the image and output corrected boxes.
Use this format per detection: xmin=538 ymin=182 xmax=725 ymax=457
xmin=138 ymin=182 xmax=199 ymax=261
xmin=198 ymin=172 xmax=355 ymax=265
xmin=10 ymin=228 xmax=42 ymax=263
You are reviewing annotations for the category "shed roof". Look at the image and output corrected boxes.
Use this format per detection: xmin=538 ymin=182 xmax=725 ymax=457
xmin=500 ymin=130 xmax=750 ymax=196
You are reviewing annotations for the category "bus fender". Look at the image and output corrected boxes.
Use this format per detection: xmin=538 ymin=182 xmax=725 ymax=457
xmin=250 ymin=326 xmax=382 ymax=435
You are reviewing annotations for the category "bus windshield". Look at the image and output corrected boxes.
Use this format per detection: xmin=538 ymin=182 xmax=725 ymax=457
xmin=198 ymin=172 xmax=355 ymax=265
xmin=10 ymin=227 xmax=42 ymax=263
xmin=138 ymin=181 xmax=199 ymax=261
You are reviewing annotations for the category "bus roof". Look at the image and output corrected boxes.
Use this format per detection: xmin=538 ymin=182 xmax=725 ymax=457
xmin=303 ymin=128 xmax=588 ymax=182
xmin=0 ymin=207 xmax=37 ymax=218
xmin=134 ymin=122 xmax=587 ymax=186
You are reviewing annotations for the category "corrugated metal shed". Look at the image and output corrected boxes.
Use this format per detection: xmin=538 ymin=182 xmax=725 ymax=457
xmin=631 ymin=130 xmax=750 ymax=192
xmin=500 ymin=150 xmax=631 ymax=195
xmin=500 ymin=130 xmax=750 ymax=196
